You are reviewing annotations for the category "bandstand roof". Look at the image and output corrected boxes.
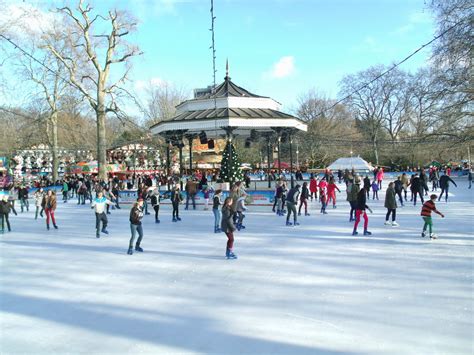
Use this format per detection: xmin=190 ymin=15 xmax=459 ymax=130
xmin=150 ymin=71 xmax=307 ymax=137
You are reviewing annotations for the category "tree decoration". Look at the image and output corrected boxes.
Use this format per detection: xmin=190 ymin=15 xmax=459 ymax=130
xmin=219 ymin=141 xmax=243 ymax=183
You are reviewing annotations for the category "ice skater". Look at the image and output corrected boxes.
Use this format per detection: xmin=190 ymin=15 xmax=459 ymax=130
xmin=150 ymin=188 xmax=161 ymax=223
xmin=298 ymin=181 xmax=310 ymax=216
xmin=221 ymin=197 xmax=237 ymax=259
xmin=212 ymin=189 xmax=223 ymax=233
xmin=34 ymin=188 xmax=45 ymax=219
xmin=327 ymin=177 xmax=341 ymax=208
xmin=346 ymin=177 xmax=360 ymax=222
xmin=371 ymin=180 xmax=379 ymax=200
xmin=438 ymin=172 xmax=457 ymax=202
xmin=236 ymin=196 xmax=247 ymax=230
xmin=127 ymin=198 xmax=145 ymax=255
xmin=352 ymin=186 xmax=373 ymax=236
xmin=421 ymin=194 xmax=444 ymax=239
xmin=171 ymin=186 xmax=183 ymax=222
xmin=42 ymin=190 xmax=58 ymax=230
xmin=384 ymin=182 xmax=399 ymax=227
xmin=18 ymin=185 xmax=29 ymax=212
xmin=91 ymin=190 xmax=113 ymax=238
xmin=286 ymin=184 xmax=300 ymax=226
xmin=0 ymin=195 xmax=17 ymax=233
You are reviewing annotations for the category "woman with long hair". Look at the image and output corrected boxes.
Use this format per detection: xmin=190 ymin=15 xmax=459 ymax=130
xmin=221 ymin=197 xmax=237 ymax=259
xmin=42 ymin=190 xmax=58 ymax=230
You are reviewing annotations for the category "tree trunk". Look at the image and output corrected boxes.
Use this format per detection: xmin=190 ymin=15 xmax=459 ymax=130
xmin=96 ymin=94 xmax=107 ymax=181
xmin=51 ymin=112 xmax=59 ymax=183
xmin=372 ymin=138 xmax=379 ymax=165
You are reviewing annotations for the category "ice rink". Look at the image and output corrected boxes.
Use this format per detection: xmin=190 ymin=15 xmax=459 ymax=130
xmin=1 ymin=179 xmax=473 ymax=354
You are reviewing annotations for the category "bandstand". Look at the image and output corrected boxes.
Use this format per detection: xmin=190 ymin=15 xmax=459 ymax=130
xmin=150 ymin=67 xmax=307 ymax=189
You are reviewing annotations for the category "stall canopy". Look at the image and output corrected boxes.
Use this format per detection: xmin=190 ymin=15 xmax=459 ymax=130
xmin=328 ymin=157 xmax=373 ymax=172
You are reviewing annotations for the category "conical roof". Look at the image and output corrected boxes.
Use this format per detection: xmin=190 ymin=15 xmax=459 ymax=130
xmin=198 ymin=75 xmax=267 ymax=99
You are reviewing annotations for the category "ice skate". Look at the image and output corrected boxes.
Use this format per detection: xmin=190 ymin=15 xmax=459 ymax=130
xmin=430 ymin=233 xmax=438 ymax=239
xmin=127 ymin=248 xmax=133 ymax=255
xmin=363 ymin=230 xmax=372 ymax=236
xmin=286 ymin=221 xmax=293 ymax=226
xmin=135 ymin=246 xmax=144 ymax=252
xmin=391 ymin=221 xmax=399 ymax=227
xmin=384 ymin=221 xmax=392 ymax=226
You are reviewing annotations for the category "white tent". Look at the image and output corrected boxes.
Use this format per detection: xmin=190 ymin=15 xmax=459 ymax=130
xmin=328 ymin=157 xmax=373 ymax=172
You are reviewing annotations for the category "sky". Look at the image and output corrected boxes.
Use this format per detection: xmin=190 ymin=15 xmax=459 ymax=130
xmin=1 ymin=0 xmax=436 ymax=113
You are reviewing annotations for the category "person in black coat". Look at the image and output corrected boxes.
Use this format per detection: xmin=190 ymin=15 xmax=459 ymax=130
xmin=394 ymin=177 xmax=404 ymax=206
xmin=420 ymin=169 xmax=429 ymax=196
xmin=363 ymin=175 xmax=371 ymax=199
xmin=438 ymin=173 xmax=457 ymax=202
xmin=411 ymin=174 xmax=424 ymax=206
xmin=221 ymin=197 xmax=237 ymax=259
xmin=0 ymin=195 xmax=17 ymax=232
xmin=298 ymin=182 xmax=310 ymax=216
xmin=353 ymin=188 xmax=373 ymax=236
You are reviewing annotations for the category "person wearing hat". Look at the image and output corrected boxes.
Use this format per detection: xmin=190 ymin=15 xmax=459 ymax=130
xmin=128 ymin=198 xmax=145 ymax=255
xmin=285 ymin=184 xmax=301 ymax=226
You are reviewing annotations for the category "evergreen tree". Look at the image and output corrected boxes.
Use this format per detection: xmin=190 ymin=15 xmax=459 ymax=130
xmin=219 ymin=141 xmax=243 ymax=183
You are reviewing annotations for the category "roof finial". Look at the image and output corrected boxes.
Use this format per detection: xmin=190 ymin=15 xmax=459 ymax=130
xmin=225 ymin=58 xmax=229 ymax=79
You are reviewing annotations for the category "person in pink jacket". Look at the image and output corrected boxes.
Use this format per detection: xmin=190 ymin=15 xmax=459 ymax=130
xmin=376 ymin=168 xmax=384 ymax=190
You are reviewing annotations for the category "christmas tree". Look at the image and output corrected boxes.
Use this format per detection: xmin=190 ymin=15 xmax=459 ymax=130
xmin=219 ymin=141 xmax=243 ymax=183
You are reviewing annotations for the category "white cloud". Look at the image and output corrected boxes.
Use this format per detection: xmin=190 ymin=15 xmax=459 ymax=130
xmin=269 ymin=56 xmax=295 ymax=78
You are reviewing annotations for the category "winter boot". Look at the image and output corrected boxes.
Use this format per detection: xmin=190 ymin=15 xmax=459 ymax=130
xmin=135 ymin=245 xmax=144 ymax=252
xmin=127 ymin=248 xmax=133 ymax=255
xmin=226 ymin=250 xmax=237 ymax=259
xmin=363 ymin=230 xmax=372 ymax=236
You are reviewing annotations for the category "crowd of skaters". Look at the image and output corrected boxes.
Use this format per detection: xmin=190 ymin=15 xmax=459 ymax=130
xmin=0 ymin=164 xmax=471 ymax=258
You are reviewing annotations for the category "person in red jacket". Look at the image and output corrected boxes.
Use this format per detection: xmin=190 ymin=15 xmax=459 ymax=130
xmin=420 ymin=194 xmax=444 ymax=239
xmin=326 ymin=177 xmax=341 ymax=208
xmin=309 ymin=174 xmax=318 ymax=201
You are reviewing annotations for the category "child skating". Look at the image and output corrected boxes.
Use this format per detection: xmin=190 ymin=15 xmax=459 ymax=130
xmin=421 ymin=194 xmax=445 ymax=239
xmin=327 ymin=177 xmax=341 ymax=208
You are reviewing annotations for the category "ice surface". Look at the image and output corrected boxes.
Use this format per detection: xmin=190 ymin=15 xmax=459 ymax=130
xmin=1 ymin=179 xmax=473 ymax=354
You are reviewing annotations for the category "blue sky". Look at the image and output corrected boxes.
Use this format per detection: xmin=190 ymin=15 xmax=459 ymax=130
xmin=3 ymin=0 xmax=435 ymax=112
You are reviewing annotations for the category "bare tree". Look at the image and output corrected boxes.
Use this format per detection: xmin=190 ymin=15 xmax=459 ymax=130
xmin=381 ymin=69 xmax=412 ymax=156
xmin=339 ymin=66 xmax=395 ymax=165
xmin=296 ymin=90 xmax=357 ymax=167
xmin=139 ymin=81 xmax=189 ymax=127
xmin=46 ymin=0 xmax=142 ymax=179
